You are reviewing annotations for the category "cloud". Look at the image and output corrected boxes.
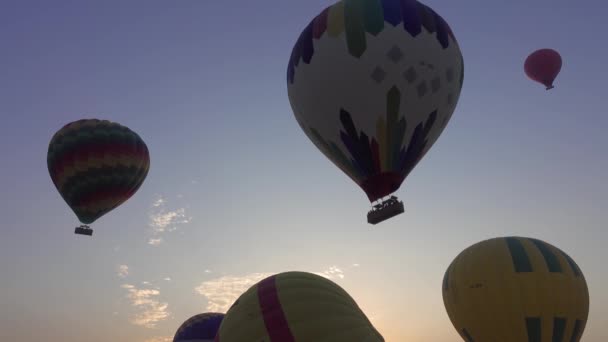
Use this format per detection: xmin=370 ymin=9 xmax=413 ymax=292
xmin=315 ymin=266 xmax=345 ymax=280
xmin=121 ymin=283 xmax=170 ymax=328
xmin=148 ymin=238 xmax=162 ymax=246
xmin=194 ymin=267 xmax=350 ymax=313
xmin=195 ymin=273 xmax=272 ymax=313
xmin=352 ymin=263 xmax=360 ymax=267
xmin=148 ymin=195 xmax=191 ymax=246
xmin=117 ymin=265 xmax=129 ymax=278
xmin=144 ymin=337 xmax=172 ymax=342
xmin=164 ymin=277 xmax=171 ymax=281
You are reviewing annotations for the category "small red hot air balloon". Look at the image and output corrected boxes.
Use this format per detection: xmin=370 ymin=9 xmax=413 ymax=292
xmin=524 ymin=49 xmax=562 ymax=90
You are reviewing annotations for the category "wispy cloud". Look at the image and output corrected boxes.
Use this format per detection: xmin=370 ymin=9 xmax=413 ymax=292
xmin=117 ymin=265 xmax=129 ymax=278
xmin=164 ymin=277 xmax=171 ymax=281
xmin=315 ymin=266 xmax=345 ymax=279
xmin=195 ymin=273 xmax=272 ymax=312
xmin=148 ymin=195 xmax=191 ymax=246
xmin=121 ymin=283 xmax=170 ymax=328
xmin=144 ymin=337 xmax=172 ymax=342
xmin=194 ymin=267 xmax=351 ymax=313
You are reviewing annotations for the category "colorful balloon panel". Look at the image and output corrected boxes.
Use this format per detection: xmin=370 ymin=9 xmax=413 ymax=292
xmin=442 ymin=237 xmax=589 ymax=342
xmin=215 ymin=272 xmax=384 ymax=342
xmin=524 ymin=48 xmax=562 ymax=90
xmin=287 ymin=0 xmax=464 ymax=202
xmin=47 ymin=119 xmax=150 ymax=224
xmin=174 ymin=313 xmax=224 ymax=342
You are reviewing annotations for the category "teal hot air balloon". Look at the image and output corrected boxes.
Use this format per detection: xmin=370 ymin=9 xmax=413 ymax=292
xmin=287 ymin=0 xmax=464 ymax=224
xmin=47 ymin=119 xmax=150 ymax=236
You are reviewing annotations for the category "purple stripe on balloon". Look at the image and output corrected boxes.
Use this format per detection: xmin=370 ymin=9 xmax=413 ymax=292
xmin=313 ymin=7 xmax=330 ymax=39
xmin=400 ymin=0 xmax=421 ymax=37
xmin=381 ymin=0 xmax=403 ymax=26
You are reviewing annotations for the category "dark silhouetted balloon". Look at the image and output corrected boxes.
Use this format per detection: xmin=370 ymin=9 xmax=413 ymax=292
xmin=174 ymin=312 xmax=224 ymax=342
xmin=524 ymin=49 xmax=562 ymax=90
xmin=47 ymin=119 xmax=150 ymax=234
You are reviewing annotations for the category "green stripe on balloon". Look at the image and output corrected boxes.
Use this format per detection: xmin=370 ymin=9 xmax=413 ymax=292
xmin=344 ymin=0 xmax=368 ymax=58
xmin=363 ymin=0 xmax=385 ymax=36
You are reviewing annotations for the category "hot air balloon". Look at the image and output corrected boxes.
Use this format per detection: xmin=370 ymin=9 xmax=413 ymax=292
xmin=442 ymin=236 xmax=589 ymax=342
xmin=47 ymin=119 xmax=150 ymax=236
xmin=524 ymin=48 xmax=562 ymax=90
xmin=215 ymin=271 xmax=384 ymax=342
xmin=287 ymin=0 xmax=464 ymax=224
xmin=174 ymin=312 xmax=224 ymax=342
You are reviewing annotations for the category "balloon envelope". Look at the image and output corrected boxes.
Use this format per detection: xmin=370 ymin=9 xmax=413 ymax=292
xmin=287 ymin=0 xmax=464 ymax=202
xmin=47 ymin=119 xmax=150 ymax=225
xmin=174 ymin=313 xmax=224 ymax=342
xmin=524 ymin=48 xmax=562 ymax=90
xmin=215 ymin=271 xmax=384 ymax=342
xmin=443 ymin=236 xmax=589 ymax=342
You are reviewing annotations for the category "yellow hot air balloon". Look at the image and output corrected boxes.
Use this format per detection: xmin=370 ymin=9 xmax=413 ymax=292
xmin=442 ymin=237 xmax=589 ymax=342
xmin=215 ymin=271 xmax=384 ymax=342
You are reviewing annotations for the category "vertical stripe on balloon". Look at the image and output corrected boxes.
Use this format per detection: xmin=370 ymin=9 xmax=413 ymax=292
xmin=570 ymin=320 xmax=584 ymax=342
xmin=400 ymin=0 xmax=421 ymax=37
xmin=526 ymin=317 xmax=541 ymax=342
xmin=376 ymin=117 xmax=388 ymax=172
xmin=529 ymin=238 xmax=563 ymax=273
xmin=327 ymin=2 xmax=346 ymax=37
xmin=363 ymin=0 xmax=385 ymax=35
xmin=257 ymin=276 xmax=295 ymax=342
xmin=552 ymin=317 xmax=567 ymax=342
xmin=344 ymin=0 xmax=367 ymax=58
xmin=312 ymin=7 xmax=330 ymax=39
xmin=380 ymin=0 xmax=403 ymax=26
xmin=506 ymin=237 xmax=533 ymax=273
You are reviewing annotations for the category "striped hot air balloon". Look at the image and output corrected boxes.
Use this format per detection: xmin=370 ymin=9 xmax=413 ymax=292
xmin=174 ymin=312 xmax=224 ymax=342
xmin=442 ymin=237 xmax=589 ymax=342
xmin=47 ymin=119 xmax=150 ymax=235
xmin=215 ymin=271 xmax=384 ymax=342
xmin=287 ymin=0 xmax=464 ymax=224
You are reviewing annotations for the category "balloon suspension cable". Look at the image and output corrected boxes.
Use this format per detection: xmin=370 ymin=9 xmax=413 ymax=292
xmin=367 ymin=195 xmax=405 ymax=225
xmin=546 ymin=85 xmax=554 ymax=90
xmin=74 ymin=224 xmax=93 ymax=236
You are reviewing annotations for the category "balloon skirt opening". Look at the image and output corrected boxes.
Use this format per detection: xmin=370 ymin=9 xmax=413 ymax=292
xmin=361 ymin=172 xmax=404 ymax=202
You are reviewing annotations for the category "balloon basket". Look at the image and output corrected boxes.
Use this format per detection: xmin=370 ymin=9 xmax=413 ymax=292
xmin=367 ymin=198 xmax=405 ymax=225
xmin=75 ymin=225 xmax=93 ymax=236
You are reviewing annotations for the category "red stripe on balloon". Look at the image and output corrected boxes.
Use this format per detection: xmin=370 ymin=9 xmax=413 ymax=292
xmin=257 ymin=276 xmax=295 ymax=342
xmin=312 ymin=7 xmax=329 ymax=39
xmin=50 ymin=143 xmax=148 ymax=182
xmin=370 ymin=138 xmax=381 ymax=174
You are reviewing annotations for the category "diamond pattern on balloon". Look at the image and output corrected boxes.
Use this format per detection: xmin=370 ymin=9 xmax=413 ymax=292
xmin=403 ymin=67 xmax=417 ymax=83
xmin=387 ymin=46 xmax=403 ymax=63
xmin=417 ymin=82 xmax=428 ymax=97
xmin=371 ymin=66 xmax=386 ymax=83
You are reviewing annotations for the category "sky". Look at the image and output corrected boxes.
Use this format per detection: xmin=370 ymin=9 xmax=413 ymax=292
xmin=0 ymin=0 xmax=606 ymax=341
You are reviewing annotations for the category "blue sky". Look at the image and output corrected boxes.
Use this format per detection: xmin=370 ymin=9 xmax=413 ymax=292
xmin=0 ymin=0 xmax=606 ymax=341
